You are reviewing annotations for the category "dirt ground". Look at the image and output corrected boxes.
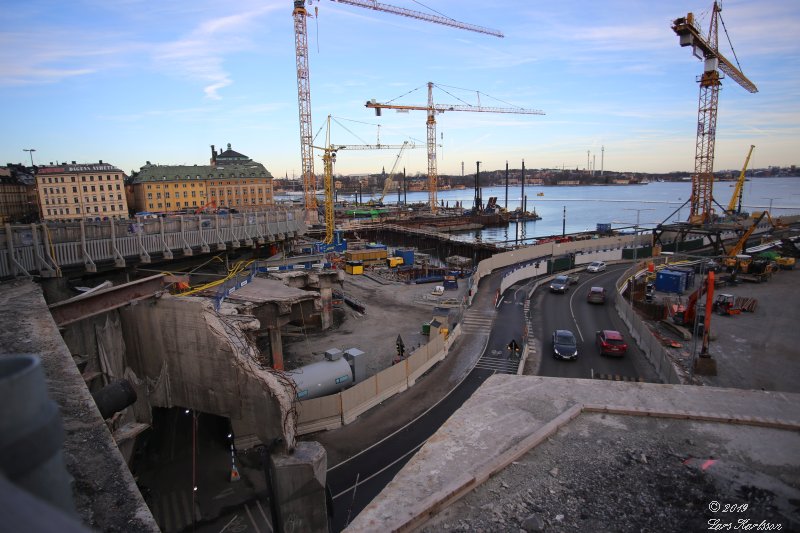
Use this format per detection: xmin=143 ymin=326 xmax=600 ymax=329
xmin=282 ymin=271 xmax=469 ymax=378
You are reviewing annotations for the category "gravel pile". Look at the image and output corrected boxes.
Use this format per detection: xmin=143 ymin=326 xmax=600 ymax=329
xmin=423 ymin=414 xmax=797 ymax=532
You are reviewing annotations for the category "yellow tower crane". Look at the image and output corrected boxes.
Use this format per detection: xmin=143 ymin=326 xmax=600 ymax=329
xmin=366 ymin=82 xmax=544 ymax=212
xmin=314 ymin=115 xmax=413 ymax=244
xmin=378 ymin=141 xmax=410 ymax=204
xmin=726 ymin=144 xmax=755 ymax=216
xmin=292 ymin=0 xmax=503 ymax=220
xmin=672 ymin=1 xmax=757 ymax=225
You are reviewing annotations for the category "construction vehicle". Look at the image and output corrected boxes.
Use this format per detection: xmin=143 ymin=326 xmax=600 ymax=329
xmin=366 ymin=82 xmax=544 ymax=212
xmin=722 ymin=211 xmax=769 ymax=267
xmin=713 ymin=294 xmax=741 ymax=315
xmin=672 ymin=273 xmax=710 ymax=326
xmin=672 ymin=2 xmax=757 ymax=225
xmin=292 ymin=1 xmax=503 ymax=216
xmin=726 ymin=145 xmax=755 ymax=216
xmin=195 ymin=199 xmax=217 ymax=214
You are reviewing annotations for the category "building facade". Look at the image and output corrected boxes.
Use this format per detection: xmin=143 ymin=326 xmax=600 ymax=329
xmin=35 ymin=161 xmax=128 ymax=222
xmin=131 ymin=144 xmax=274 ymax=214
xmin=0 ymin=166 xmax=38 ymax=223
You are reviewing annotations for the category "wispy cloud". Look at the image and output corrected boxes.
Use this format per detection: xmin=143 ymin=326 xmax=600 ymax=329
xmin=151 ymin=5 xmax=281 ymax=99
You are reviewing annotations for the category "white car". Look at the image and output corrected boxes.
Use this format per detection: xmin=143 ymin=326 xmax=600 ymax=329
xmin=586 ymin=261 xmax=607 ymax=273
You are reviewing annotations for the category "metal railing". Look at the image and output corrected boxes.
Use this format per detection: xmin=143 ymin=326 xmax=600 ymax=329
xmin=0 ymin=209 xmax=307 ymax=279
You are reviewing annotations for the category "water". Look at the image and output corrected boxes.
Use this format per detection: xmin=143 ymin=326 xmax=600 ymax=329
xmin=372 ymin=177 xmax=800 ymax=243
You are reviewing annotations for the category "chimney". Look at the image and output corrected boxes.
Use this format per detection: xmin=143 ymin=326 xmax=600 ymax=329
xmin=72 ymin=161 xmax=76 ymax=164
xmin=210 ymin=145 xmax=216 ymax=165
xmin=99 ymin=159 xmax=103 ymax=164
xmin=146 ymin=161 xmax=151 ymax=165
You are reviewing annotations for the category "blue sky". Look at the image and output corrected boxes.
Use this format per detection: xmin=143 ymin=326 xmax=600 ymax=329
xmin=2 ymin=0 xmax=798 ymax=178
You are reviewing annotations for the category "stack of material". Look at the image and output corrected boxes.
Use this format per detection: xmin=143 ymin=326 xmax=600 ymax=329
xmin=735 ymin=296 xmax=758 ymax=312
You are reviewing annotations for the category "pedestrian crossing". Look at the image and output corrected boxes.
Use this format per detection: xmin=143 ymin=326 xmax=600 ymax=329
xmin=592 ymin=373 xmax=645 ymax=383
xmin=474 ymin=348 xmax=520 ymax=374
xmin=460 ymin=310 xmax=494 ymax=334
xmin=148 ymin=490 xmax=202 ymax=533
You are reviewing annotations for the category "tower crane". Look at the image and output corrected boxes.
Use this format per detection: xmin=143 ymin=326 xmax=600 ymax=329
xmin=292 ymin=0 xmax=503 ymax=220
xmin=726 ymin=144 xmax=755 ymax=216
xmin=366 ymin=82 xmax=544 ymax=212
xmin=672 ymin=1 xmax=757 ymax=225
xmin=314 ymin=116 xmax=411 ymax=244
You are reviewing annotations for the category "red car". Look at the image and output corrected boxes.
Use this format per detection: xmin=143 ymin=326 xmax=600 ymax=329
xmin=596 ymin=330 xmax=628 ymax=356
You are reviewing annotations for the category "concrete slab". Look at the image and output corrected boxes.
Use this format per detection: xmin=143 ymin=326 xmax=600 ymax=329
xmin=223 ymin=277 xmax=317 ymax=304
xmin=346 ymin=375 xmax=800 ymax=531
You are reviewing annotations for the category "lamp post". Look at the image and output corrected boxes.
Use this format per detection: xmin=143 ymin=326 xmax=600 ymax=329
xmin=622 ymin=208 xmax=654 ymax=297
xmin=761 ymin=197 xmax=777 ymax=214
xmin=23 ymin=148 xmax=36 ymax=167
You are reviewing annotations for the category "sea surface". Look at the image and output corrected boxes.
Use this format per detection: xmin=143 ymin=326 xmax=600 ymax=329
xmin=374 ymin=177 xmax=800 ymax=244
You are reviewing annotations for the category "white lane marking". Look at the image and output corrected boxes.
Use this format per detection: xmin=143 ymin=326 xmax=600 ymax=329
xmin=332 ymin=440 xmax=426 ymax=500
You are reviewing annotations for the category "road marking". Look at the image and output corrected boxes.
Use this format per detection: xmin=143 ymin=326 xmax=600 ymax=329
xmin=245 ymin=504 xmax=262 ymax=533
xmin=255 ymin=500 xmax=273 ymax=533
xmin=332 ymin=440 xmax=426 ymax=501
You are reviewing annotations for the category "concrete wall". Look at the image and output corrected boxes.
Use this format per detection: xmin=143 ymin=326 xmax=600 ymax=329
xmin=0 ymin=280 xmax=159 ymax=532
xmin=295 ymin=329 xmax=452 ymax=435
xmin=118 ymin=295 xmax=297 ymax=448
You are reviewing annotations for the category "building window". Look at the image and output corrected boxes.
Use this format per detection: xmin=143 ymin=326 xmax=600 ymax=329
xmin=191 ymin=191 xmax=196 ymax=197
xmin=72 ymin=186 xmax=77 ymax=193
xmin=99 ymin=184 xmax=104 ymax=191
xmin=165 ymin=192 xmax=170 ymax=198
xmin=74 ymin=198 xmax=79 ymax=203
xmin=76 ymin=207 xmax=81 ymax=213
xmin=65 ymin=208 xmax=70 ymax=214
xmin=116 ymin=184 xmax=120 ymax=190
xmin=147 ymin=193 xmax=152 ymax=199
xmin=91 ymin=185 xmax=96 ymax=192
xmin=81 ymin=176 xmax=86 ymax=182
xmin=103 ymin=206 xmax=107 ymax=212
xmin=101 ymin=196 xmax=106 ymax=202
xmin=111 ymin=205 xmax=116 ymax=211
xmin=94 ymin=206 xmax=99 ymax=213
xmin=71 ymin=176 xmax=75 ymax=182
xmin=118 ymin=204 xmax=123 ymax=211
xmin=147 ymin=184 xmax=151 ymax=189
xmin=117 ymin=194 xmax=122 ymax=200
xmin=166 ymin=203 xmax=170 ymax=208
xmin=90 ymin=176 xmax=94 ymax=182
xmin=156 ymin=193 xmax=161 ymax=199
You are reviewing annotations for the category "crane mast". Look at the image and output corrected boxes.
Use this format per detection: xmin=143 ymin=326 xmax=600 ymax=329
xmin=672 ymin=2 xmax=757 ymax=225
xmin=366 ymin=82 xmax=544 ymax=212
xmin=293 ymin=1 xmax=316 ymax=217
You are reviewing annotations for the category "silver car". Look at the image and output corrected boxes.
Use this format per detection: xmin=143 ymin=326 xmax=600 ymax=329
xmin=586 ymin=261 xmax=607 ymax=273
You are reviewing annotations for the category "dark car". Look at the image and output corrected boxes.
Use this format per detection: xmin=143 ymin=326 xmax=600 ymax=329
xmin=552 ymin=329 xmax=578 ymax=360
xmin=549 ymin=275 xmax=571 ymax=293
xmin=596 ymin=330 xmax=628 ymax=356
xmin=587 ymin=286 xmax=606 ymax=304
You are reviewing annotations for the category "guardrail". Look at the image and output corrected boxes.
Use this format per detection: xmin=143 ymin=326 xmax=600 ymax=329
xmin=0 ymin=209 xmax=307 ymax=279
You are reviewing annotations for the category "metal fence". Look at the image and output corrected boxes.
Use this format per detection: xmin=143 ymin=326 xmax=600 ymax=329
xmin=0 ymin=209 xmax=306 ymax=278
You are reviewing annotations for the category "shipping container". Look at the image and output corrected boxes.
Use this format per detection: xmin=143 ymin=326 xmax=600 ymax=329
xmin=395 ymin=248 xmax=415 ymax=266
xmin=655 ymin=269 xmax=687 ymax=294
xmin=387 ymin=256 xmax=404 ymax=268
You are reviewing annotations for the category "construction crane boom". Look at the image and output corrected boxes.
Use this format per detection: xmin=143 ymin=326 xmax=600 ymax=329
xmin=379 ymin=141 xmax=410 ymax=202
xmin=331 ymin=0 xmax=503 ymax=38
xmin=366 ymin=82 xmax=544 ymax=212
xmin=727 ymin=144 xmax=755 ymax=215
xmin=671 ymin=2 xmax=757 ymax=225
xmin=314 ymin=118 xmax=411 ymax=243
xmin=292 ymin=0 xmax=503 ymax=221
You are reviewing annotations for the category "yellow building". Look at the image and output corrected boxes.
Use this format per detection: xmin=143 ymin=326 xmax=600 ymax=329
xmin=36 ymin=161 xmax=128 ymax=222
xmin=131 ymin=144 xmax=274 ymax=214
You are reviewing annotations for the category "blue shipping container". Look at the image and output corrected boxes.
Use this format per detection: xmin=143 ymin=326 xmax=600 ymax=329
xmin=396 ymin=248 xmax=415 ymax=266
xmin=654 ymin=269 xmax=687 ymax=294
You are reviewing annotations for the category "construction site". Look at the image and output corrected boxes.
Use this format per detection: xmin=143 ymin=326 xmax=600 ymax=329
xmin=2 ymin=1 xmax=800 ymax=533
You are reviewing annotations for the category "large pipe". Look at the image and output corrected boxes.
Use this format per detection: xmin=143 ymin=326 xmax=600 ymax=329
xmin=91 ymin=379 xmax=137 ymax=420
xmin=0 ymin=354 xmax=77 ymax=517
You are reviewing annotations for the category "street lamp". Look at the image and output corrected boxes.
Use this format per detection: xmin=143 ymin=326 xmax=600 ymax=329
xmin=23 ymin=148 xmax=36 ymax=167
xmin=623 ymin=207 xmax=654 ymax=263
xmin=761 ymin=197 xmax=777 ymax=214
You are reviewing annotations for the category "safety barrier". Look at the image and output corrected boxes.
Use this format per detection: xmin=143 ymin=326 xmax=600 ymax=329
xmin=295 ymin=323 xmax=452 ymax=435
xmin=0 ymin=209 xmax=306 ymax=278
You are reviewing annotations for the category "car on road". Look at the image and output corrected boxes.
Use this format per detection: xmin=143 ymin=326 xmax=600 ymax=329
xmin=587 ymin=286 xmax=606 ymax=304
xmin=552 ymin=329 xmax=578 ymax=360
xmin=586 ymin=261 xmax=607 ymax=273
xmin=549 ymin=275 xmax=571 ymax=293
xmin=596 ymin=330 xmax=628 ymax=356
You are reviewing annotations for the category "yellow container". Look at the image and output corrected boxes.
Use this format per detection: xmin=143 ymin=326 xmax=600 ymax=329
xmin=387 ymin=256 xmax=404 ymax=268
xmin=345 ymin=261 xmax=363 ymax=275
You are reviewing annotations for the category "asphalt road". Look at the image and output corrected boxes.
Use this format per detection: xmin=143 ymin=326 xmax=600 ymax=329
xmin=535 ymin=264 xmax=649 ymax=381
xmin=327 ymin=275 xmax=528 ymax=531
